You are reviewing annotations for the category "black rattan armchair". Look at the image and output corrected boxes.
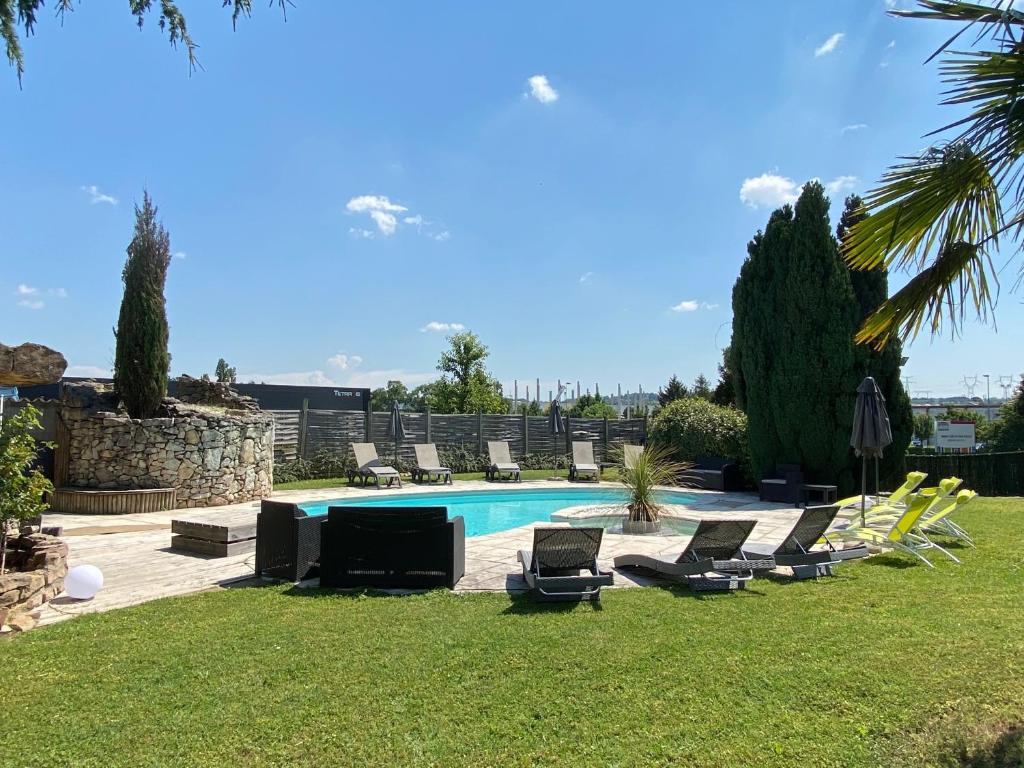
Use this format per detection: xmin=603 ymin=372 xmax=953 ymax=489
xmin=255 ymin=500 xmax=324 ymax=582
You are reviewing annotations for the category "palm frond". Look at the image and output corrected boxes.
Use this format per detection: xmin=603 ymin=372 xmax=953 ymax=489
xmin=855 ymin=240 xmax=996 ymax=348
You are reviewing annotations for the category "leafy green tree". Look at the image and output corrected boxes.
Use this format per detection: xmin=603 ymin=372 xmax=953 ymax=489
xmin=2 ymin=0 xmax=288 ymax=82
xmin=565 ymin=394 xmax=617 ymax=419
xmin=731 ymin=181 xmax=862 ymax=490
xmin=711 ymin=347 xmax=736 ymax=407
xmin=0 ymin=404 xmax=52 ymax=573
xmin=913 ymin=413 xmax=935 ymax=444
xmin=657 ymin=375 xmax=688 ymax=407
xmin=114 ymin=192 xmax=172 ymax=419
xmin=215 ymin=358 xmax=236 ymax=384
xmin=843 ymin=2 xmax=1024 ymax=348
xmin=691 ymin=374 xmax=712 ymax=401
xmin=370 ymin=380 xmax=411 ymax=412
xmin=427 ymin=332 xmax=508 ymax=414
xmin=837 ymin=195 xmax=914 ymax=481
xmin=988 ymin=378 xmax=1024 ymax=451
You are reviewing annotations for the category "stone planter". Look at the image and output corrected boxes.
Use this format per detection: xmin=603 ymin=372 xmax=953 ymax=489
xmin=0 ymin=531 xmax=68 ymax=633
xmin=621 ymin=518 xmax=663 ymax=535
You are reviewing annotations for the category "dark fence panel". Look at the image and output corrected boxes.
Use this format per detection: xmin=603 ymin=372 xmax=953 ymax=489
xmin=904 ymin=451 xmax=1024 ymax=497
xmin=270 ymin=409 xmax=648 ymax=466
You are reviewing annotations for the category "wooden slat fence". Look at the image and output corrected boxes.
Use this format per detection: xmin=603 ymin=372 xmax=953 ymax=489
xmin=269 ymin=408 xmax=647 ymax=465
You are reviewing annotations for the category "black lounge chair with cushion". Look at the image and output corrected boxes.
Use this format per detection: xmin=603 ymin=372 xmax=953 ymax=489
xmin=517 ymin=527 xmax=614 ymax=601
xmin=320 ymin=506 xmax=465 ymax=589
xmin=614 ymin=519 xmax=775 ymax=591
xmin=255 ymin=500 xmax=325 ymax=582
xmin=759 ymin=463 xmax=804 ymax=503
xmin=737 ymin=504 xmax=869 ymax=579
xmin=679 ymin=456 xmax=741 ymax=491
xmin=348 ymin=443 xmax=402 ymax=489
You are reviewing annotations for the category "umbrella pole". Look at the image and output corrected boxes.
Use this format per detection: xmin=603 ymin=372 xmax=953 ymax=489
xmin=861 ymin=456 xmax=867 ymax=528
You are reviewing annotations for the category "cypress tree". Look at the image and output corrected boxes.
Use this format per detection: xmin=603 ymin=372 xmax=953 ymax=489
xmin=837 ymin=195 xmax=913 ymax=483
xmin=114 ymin=192 xmax=172 ymax=419
xmin=731 ymin=181 xmax=861 ymax=490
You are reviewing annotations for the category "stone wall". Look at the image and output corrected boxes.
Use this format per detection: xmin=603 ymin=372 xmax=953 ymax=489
xmin=60 ymin=383 xmax=274 ymax=508
xmin=0 ymin=532 xmax=68 ymax=632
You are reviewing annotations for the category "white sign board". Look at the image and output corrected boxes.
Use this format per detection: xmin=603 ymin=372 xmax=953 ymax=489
xmin=935 ymin=420 xmax=976 ymax=450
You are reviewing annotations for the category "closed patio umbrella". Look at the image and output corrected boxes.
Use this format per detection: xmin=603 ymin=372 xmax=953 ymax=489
xmin=549 ymin=398 xmax=565 ymax=435
xmin=389 ymin=400 xmax=406 ymax=466
xmin=850 ymin=376 xmax=893 ymax=526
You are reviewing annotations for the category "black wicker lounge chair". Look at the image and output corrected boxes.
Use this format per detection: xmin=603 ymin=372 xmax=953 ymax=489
xmin=613 ymin=519 xmax=774 ymax=591
xmin=347 ymin=443 xmax=402 ymax=488
xmin=320 ymin=506 xmax=465 ymax=589
xmin=411 ymin=443 xmax=453 ymax=484
xmin=679 ymin=457 xmax=741 ymax=491
xmin=737 ymin=505 xmax=869 ymax=579
xmin=485 ymin=441 xmax=521 ymax=482
xmin=569 ymin=441 xmax=600 ymax=482
xmin=517 ymin=527 xmax=614 ymax=601
xmin=254 ymin=500 xmax=325 ymax=582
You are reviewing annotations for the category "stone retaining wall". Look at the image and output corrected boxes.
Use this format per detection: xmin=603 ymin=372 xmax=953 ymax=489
xmin=63 ymin=406 xmax=274 ymax=508
xmin=0 ymin=532 xmax=68 ymax=632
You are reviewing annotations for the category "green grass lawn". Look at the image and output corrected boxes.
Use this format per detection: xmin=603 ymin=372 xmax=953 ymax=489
xmin=274 ymin=468 xmax=623 ymax=490
xmin=5 ymin=499 xmax=1024 ymax=767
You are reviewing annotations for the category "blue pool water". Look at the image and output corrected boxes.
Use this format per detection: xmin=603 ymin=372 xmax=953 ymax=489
xmin=299 ymin=487 xmax=699 ymax=537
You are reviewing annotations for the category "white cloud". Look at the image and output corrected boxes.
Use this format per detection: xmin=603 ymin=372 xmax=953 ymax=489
xmin=173 ymin=251 xmax=187 ymax=260
xmin=670 ymin=300 xmax=718 ymax=313
xmin=421 ymin=321 xmax=466 ymax=333
xmin=50 ymin=287 xmax=68 ymax=298
xmin=887 ymin=39 xmax=896 ymax=49
xmin=740 ymin=173 xmax=858 ymax=208
xmin=66 ymin=364 xmax=111 ymax=378
xmin=239 ymin=370 xmax=340 ymax=387
xmin=17 ymin=284 xmax=37 ymax=295
xmin=348 ymin=227 xmax=375 ymax=239
xmin=81 ymin=185 xmax=118 ymax=205
xmin=403 ymin=214 xmax=423 ymax=227
xmin=740 ymin=173 xmax=800 ymax=208
xmin=527 ymin=74 xmax=559 ymax=104
xmin=17 ymin=299 xmax=44 ymax=310
xmin=345 ymin=195 xmax=408 ymax=236
xmin=814 ymin=32 xmax=845 ymax=58
xmin=826 ymin=175 xmax=859 ymax=197
xmin=343 ymin=369 xmax=436 ymax=390
xmin=327 ymin=353 xmax=363 ymax=370
xmin=670 ymin=300 xmax=699 ymax=313
xmin=841 ymin=123 xmax=868 ymax=135
xmin=579 ymin=271 xmax=594 ymax=284
xmin=432 ymin=231 xmax=451 ymax=242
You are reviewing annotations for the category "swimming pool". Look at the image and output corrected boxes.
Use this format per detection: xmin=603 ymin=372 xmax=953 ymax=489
xmin=299 ymin=487 xmax=699 ymax=537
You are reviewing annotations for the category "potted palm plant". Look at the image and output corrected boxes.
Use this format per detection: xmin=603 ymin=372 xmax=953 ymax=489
xmin=616 ymin=443 xmax=683 ymax=535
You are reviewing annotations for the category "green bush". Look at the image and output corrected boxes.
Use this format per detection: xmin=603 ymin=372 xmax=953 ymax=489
xmin=648 ymin=398 xmax=749 ymax=476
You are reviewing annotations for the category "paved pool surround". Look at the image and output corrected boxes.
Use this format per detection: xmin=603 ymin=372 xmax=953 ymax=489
xmin=36 ymin=481 xmax=802 ymax=628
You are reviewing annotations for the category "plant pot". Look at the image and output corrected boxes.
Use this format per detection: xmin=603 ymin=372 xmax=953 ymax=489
xmin=622 ymin=518 xmax=662 ymax=535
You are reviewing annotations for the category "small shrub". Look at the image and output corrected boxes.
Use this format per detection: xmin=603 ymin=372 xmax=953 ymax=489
xmin=648 ymin=397 xmax=750 ymax=478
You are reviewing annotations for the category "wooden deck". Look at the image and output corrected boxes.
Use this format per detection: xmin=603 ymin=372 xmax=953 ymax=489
xmin=50 ymin=487 xmax=178 ymax=515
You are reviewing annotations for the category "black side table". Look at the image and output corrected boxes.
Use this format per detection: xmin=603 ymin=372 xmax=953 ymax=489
xmin=801 ymin=483 xmax=838 ymax=505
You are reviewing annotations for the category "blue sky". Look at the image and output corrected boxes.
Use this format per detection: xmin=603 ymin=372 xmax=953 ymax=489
xmin=2 ymin=1 xmax=1020 ymax=399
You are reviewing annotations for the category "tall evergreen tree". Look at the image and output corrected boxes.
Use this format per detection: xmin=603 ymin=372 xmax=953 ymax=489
xmin=657 ymin=375 xmax=688 ymax=407
xmin=711 ymin=346 xmax=736 ymax=407
xmin=731 ymin=181 xmax=861 ymax=490
xmin=215 ymin=358 xmax=237 ymax=384
xmin=837 ymin=195 xmax=913 ymax=482
xmin=691 ymin=374 xmax=712 ymax=400
xmin=114 ymin=192 xmax=172 ymax=419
